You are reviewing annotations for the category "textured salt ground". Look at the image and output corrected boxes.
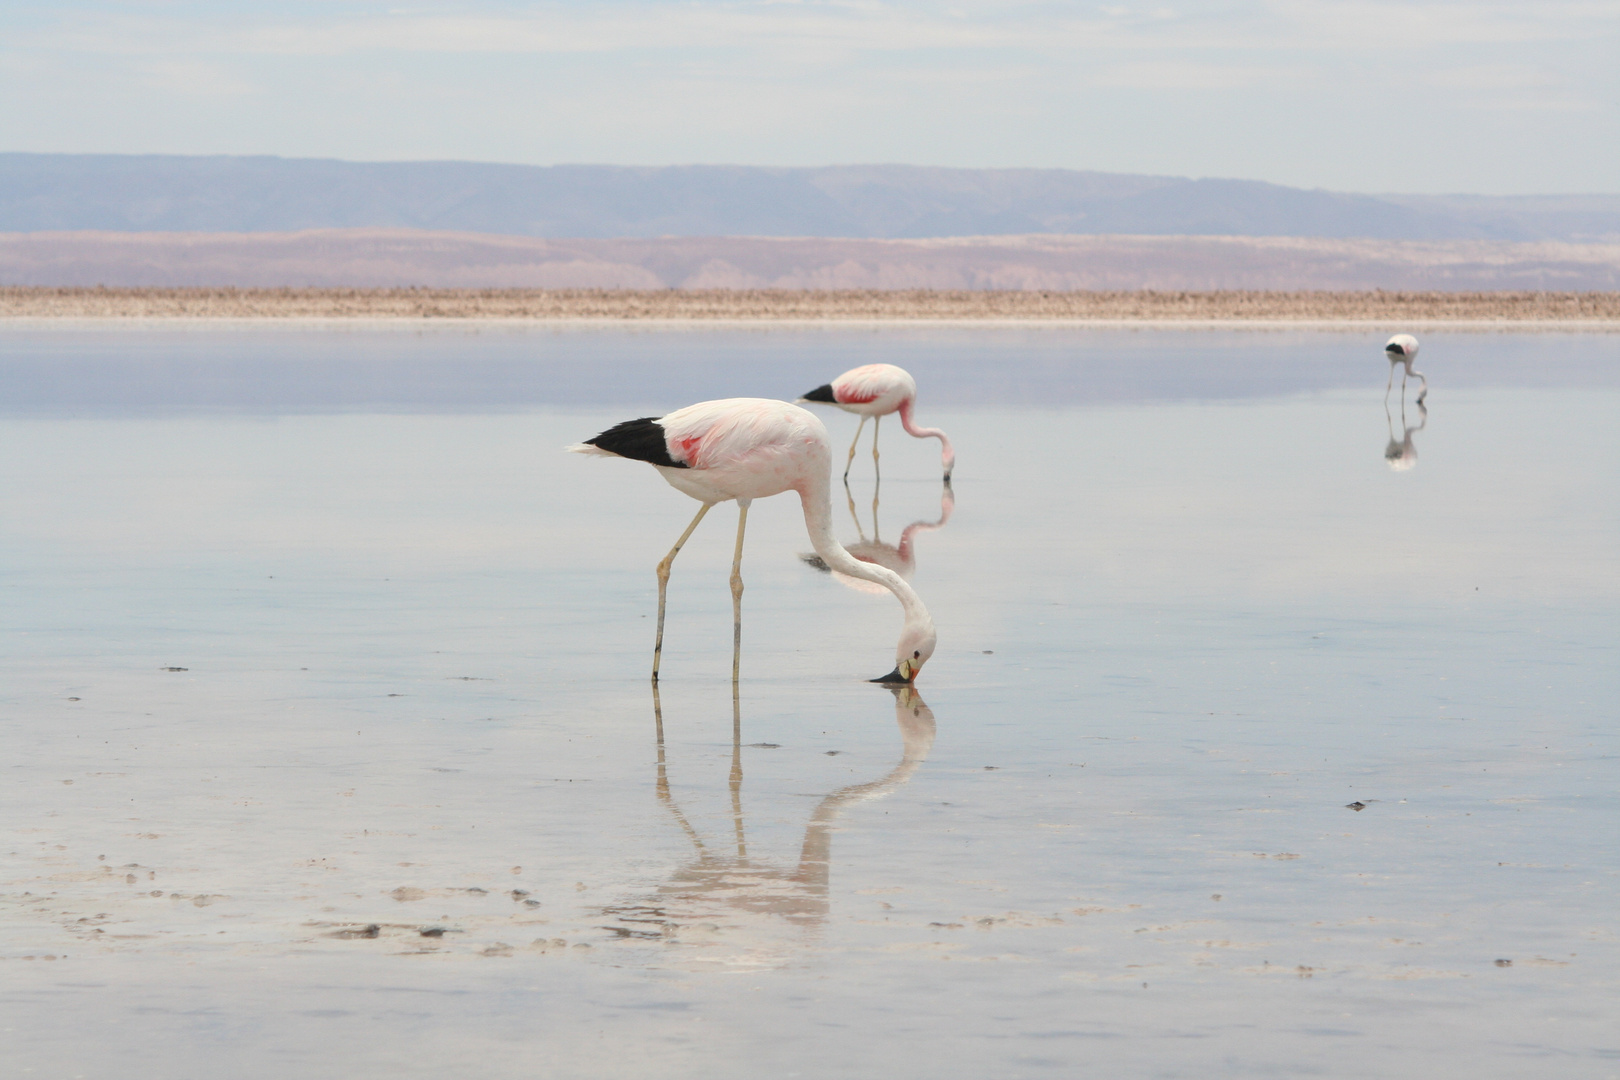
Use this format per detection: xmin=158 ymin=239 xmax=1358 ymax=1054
xmin=3 ymin=286 xmax=1619 ymax=322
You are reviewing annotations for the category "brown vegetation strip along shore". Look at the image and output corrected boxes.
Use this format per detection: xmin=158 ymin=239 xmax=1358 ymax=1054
xmin=3 ymin=287 xmax=1618 ymax=321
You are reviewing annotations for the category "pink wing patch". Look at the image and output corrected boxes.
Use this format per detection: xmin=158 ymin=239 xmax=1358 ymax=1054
xmin=672 ymin=434 xmax=705 ymax=466
xmin=835 ymin=386 xmax=880 ymax=404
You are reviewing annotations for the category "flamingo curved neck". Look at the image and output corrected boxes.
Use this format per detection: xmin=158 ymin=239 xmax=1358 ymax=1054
xmin=897 ymin=398 xmax=954 ymax=472
xmin=799 ymin=472 xmax=932 ymax=633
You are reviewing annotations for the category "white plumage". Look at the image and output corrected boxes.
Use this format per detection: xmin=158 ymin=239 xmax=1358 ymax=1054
xmin=799 ymin=363 xmax=955 ymax=480
xmin=1385 ymin=334 xmax=1428 ymax=403
xmin=570 ymin=398 xmax=937 ymax=685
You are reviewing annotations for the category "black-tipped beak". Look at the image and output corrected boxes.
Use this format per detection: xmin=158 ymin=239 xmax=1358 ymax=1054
xmin=870 ymin=667 xmax=913 ymax=685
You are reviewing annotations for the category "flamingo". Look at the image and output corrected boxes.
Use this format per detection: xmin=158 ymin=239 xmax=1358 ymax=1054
xmin=798 ymin=363 xmax=955 ymax=481
xmin=1385 ymin=334 xmax=1428 ymax=404
xmin=568 ymin=398 xmax=936 ymax=686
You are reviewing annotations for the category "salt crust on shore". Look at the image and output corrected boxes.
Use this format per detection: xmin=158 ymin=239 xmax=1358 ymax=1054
xmin=4 ymin=287 xmax=1618 ymax=322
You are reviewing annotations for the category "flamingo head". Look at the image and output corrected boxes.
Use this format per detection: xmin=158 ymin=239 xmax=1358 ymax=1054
xmin=872 ymin=621 xmax=937 ymax=686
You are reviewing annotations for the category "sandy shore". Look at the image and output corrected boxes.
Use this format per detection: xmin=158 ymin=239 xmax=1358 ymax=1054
xmin=3 ymin=286 xmax=1618 ymax=322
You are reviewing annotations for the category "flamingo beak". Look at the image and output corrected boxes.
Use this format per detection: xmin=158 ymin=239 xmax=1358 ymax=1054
xmin=870 ymin=658 xmax=917 ymax=685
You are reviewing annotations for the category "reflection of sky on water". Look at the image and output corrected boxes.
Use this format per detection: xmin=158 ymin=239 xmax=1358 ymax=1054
xmin=0 ymin=326 xmax=1615 ymax=1078
xmin=2 ymin=324 xmax=1618 ymax=414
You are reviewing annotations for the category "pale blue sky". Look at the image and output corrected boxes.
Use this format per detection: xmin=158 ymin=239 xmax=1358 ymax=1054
xmin=2 ymin=1 xmax=1616 ymax=194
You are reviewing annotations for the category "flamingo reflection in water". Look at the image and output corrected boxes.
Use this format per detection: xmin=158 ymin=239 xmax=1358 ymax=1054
xmin=803 ymin=479 xmax=955 ymax=596
xmin=599 ymin=684 xmax=936 ymax=967
xmin=1384 ymin=396 xmax=1428 ymax=472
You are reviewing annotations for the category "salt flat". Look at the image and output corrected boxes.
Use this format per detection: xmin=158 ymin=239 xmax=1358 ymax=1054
xmin=5 ymin=284 xmax=1620 ymax=321
xmin=1 ymin=326 xmax=1615 ymax=1078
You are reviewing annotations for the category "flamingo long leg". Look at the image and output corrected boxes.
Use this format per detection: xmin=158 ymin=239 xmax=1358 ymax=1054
xmin=729 ymin=684 xmax=746 ymax=859
xmin=653 ymin=501 xmax=714 ymax=682
xmin=872 ymin=468 xmax=881 ymax=538
xmin=842 ymin=416 xmax=868 ymax=482
xmin=729 ymin=502 xmax=750 ymax=686
xmin=1385 ymin=361 xmax=1396 ymax=399
xmin=869 ymin=415 xmax=883 ymax=508
xmin=653 ymin=681 xmax=664 ymax=746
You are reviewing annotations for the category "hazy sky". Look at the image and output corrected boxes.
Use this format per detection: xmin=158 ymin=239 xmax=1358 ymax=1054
xmin=2 ymin=1 xmax=1617 ymax=194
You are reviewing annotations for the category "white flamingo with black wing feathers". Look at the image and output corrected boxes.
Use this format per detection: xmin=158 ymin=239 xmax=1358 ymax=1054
xmin=568 ymin=398 xmax=936 ymax=685
xmin=1385 ymin=334 xmax=1428 ymax=403
xmin=799 ymin=364 xmax=955 ymax=481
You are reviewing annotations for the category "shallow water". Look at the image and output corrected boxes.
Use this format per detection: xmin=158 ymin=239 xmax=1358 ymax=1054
xmin=1 ymin=325 xmax=1616 ymax=1079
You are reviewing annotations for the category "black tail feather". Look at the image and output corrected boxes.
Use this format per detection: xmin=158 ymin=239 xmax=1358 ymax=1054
xmin=801 ymin=384 xmax=837 ymax=403
xmin=584 ymin=418 xmax=688 ymax=468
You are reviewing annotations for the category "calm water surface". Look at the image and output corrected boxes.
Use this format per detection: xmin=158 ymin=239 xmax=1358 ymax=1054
xmin=2 ymin=325 xmax=1616 ymax=1078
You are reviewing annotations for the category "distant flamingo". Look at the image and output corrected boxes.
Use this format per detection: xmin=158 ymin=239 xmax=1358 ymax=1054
xmin=1385 ymin=334 xmax=1428 ymax=403
xmin=799 ymin=364 xmax=955 ymax=481
xmin=568 ymin=398 xmax=936 ymax=685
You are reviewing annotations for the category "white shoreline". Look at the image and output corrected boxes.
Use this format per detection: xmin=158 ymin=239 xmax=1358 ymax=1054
xmin=3 ymin=316 xmax=1618 ymax=332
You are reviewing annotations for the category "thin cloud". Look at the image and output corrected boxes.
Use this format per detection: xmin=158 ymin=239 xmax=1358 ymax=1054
xmin=14 ymin=2 xmax=1618 ymax=59
xmin=1 ymin=1 xmax=1615 ymax=191
xmin=1086 ymin=60 xmax=1298 ymax=90
xmin=133 ymin=59 xmax=258 ymax=97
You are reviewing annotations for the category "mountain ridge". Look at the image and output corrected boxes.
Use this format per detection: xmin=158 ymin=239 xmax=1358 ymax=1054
xmin=4 ymin=154 xmax=1618 ymax=242
xmin=6 ymin=229 xmax=1617 ymax=291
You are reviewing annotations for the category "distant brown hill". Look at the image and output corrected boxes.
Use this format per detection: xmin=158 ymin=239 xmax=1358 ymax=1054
xmin=6 ymin=156 xmax=1620 ymax=242
xmin=3 ymin=229 xmax=1619 ymax=291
